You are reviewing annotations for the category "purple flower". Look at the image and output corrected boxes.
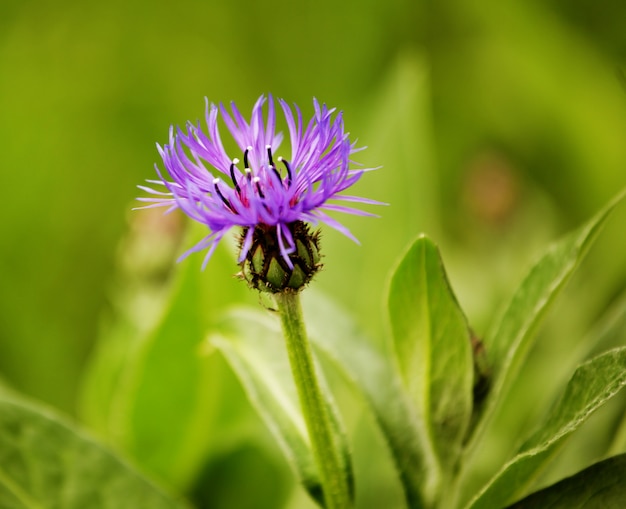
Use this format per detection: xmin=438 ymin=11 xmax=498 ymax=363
xmin=137 ymin=94 xmax=381 ymax=269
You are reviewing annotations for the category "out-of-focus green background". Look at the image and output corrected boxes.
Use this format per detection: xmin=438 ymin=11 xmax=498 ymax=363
xmin=2 ymin=0 xmax=626 ymax=506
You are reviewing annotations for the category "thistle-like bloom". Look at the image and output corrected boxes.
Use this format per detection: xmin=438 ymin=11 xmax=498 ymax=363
xmin=137 ymin=95 xmax=380 ymax=289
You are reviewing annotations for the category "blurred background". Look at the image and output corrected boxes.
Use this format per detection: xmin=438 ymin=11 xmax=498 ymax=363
xmin=2 ymin=0 xmax=626 ymax=507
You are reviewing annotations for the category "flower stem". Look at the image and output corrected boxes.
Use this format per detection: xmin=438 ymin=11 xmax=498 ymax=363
xmin=274 ymin=291 xmax=352 ymax=509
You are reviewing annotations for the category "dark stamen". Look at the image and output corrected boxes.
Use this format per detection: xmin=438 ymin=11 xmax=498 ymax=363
xmin=244 ymin=147 xmax=251 ymax=169
xmin=253 ymin=177 xmax=265 ymax=199
xmin=266 ymin=145 xmax=275 ymax=167
xmin=266 ymin=145 xmax=283 ymax=184
xmin=278 ymin=157 xmax=293 ymax=186
xmin=213 ymin=179 xmax=234 ymax=211
xmin=229 ymin=159 xmax=242 ymax=195
xmin=270 ymin=165 xmax=282 ymax=184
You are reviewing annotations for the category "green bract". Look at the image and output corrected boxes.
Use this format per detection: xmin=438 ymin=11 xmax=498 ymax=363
xmin=239 ymin=222 xmax=322 ymax=293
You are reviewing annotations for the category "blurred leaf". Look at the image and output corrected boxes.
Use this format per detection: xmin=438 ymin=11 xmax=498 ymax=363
xmin=468 ymin=347 xmax=626 ymax=509
xmin=210 ymin=307 xmax=353 ymax=507
xmin=388 ymin=235 xmax=473 ymax=474
xmin=117 ymin=258 xmax=216 ymax=488
xmin=79 ymin=280 xmax=169 ymax=440
xmin=505 ymin=453 xmax=626 ymax=509
xmin=80 ymin=223 xmax=250 ymax=490
xmin=302 ymin=291 xmax=437 ymax=509
xmin=190 ymin=442 xmax=294 ymax=509
xmin=467 ymin=191 xmax=625 ymax=449
xmin=542 ymin=290 xmax=626 ymax=475
xmin=0 ymin=390 xmax=187 ymax=509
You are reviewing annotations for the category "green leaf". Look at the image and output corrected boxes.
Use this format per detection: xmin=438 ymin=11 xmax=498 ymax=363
xmin=505 ymin=453 xmax=626 ymax=508
xmin=0 ymin=390 xmax=187 ymax=509
xmin=82 ymin=257 xmax=217 ymax=489
xmin=210 ymin=307 xmax=352 ymax=507
xmin=468 ymin=347 xmax=626 ymax=509
xmin=80 ymin=224 xmax=251 ymax=489
xmin=387 ymin=235 xmax=474 ymax=473
xmin=302 ymin=291 xmax=438 ymax=509
xmin=467 ymin=191 xmax=625 ymax=449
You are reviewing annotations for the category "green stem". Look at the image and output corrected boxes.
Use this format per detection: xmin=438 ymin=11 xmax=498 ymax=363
xmin=274 ymin=291 xmax=352 ymax=509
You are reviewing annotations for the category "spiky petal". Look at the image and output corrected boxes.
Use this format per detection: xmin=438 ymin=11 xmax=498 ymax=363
xmin=137 ymin=94 xmax=382 ymax=270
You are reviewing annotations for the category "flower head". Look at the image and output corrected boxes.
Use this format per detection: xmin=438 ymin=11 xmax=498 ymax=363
xmin=137 ymin=94 xmax=380 ymax=287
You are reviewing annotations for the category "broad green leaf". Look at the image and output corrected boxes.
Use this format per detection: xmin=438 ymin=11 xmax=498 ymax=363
xmin=119 ymin=258 xmax=219 ymax=487
xmin=210 ymin=307 xmax=353 ymax=507
xmin=0 ymin=390 xmax=187 ymax=509
xmin=505 ymin=453 xmax=626 ymax=508
xmin=388 ymin=235 xmax=474 ymax=473
xmin=468 ymin=347 xmax=626 ymax=509
xmin=302 ymin=291 xmax=438 ymax=509
xmin=467 ymin=191 xmax=625 ymax=449
xmin=79 ymin=276 xmax=170 ymax=440
xmin=80 ymin=223 xmax=251 ymax=489
xmin=78 ymin=206 xmax=186 ymax=437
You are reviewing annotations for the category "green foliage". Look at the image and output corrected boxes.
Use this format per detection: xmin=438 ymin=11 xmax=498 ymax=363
xmin=303 ymin=291 xmax=437 ymax=508
xmin=469 ymin=347 xmax=626 ymax=508
xmin=506 ymin=454 xmax=626 ymax=508
xmin=2 ymin=175 xmax=626 ymax=509
xmin=465 ymin=192 xmax=624 ymax=452
xmin=388 ymin=236 xmax=474 ymax=476
xmin=190 ymin=443 xmax=295 ymax=509
xmin=0 ymin=390 xmax=187 ymax=509
xmin=74 ymin=191 xmax=626 ymax=509
xmin=79 ymin=223 xmax=251 ymax=489
xmin=2 ymin=2 xmax=626 ymax=507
